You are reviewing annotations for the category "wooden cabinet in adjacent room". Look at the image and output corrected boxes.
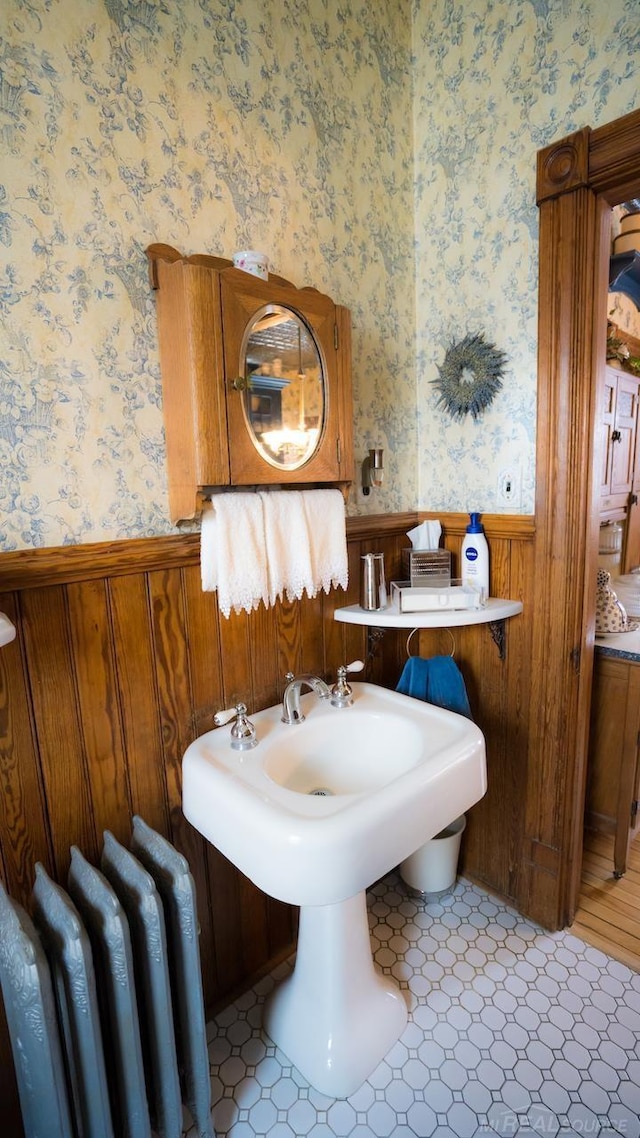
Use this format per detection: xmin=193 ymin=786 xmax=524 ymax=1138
xmin=585 ymin=652 xmax=640 ymax=877
xmin=600 ymin=365 xmax=640 ymax=511
xmin=625 ymin=387 xmax=640 ymax=571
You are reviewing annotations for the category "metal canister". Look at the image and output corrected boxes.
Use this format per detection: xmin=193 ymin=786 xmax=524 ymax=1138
xmin=360 ymin=552 xmax=387 ymax=611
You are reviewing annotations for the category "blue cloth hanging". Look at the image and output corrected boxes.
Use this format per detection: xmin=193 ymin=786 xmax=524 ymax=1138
xmin=396 ymin=655 xmax=473 ymax=720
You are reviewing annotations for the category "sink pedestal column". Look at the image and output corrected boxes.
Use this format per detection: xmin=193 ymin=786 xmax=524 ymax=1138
xmin=263 ymin=890 xmax=407 ymax=1098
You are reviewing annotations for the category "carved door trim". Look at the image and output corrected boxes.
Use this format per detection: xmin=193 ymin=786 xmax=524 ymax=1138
xmin=528 ymin=110 xmax=640 ymax=928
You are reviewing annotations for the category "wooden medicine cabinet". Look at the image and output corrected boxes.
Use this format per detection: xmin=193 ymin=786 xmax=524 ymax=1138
xmin=147 ymin=244 xmax=354 ymax=522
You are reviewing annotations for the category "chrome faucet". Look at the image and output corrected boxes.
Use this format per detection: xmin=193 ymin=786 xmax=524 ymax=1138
xmin=329 ymin=660 xmax=364 ymax=708
xmin=281 ymin=673 xmax=331 ymax=725
xmin=214 ymin=702 xmax=258 ymax=750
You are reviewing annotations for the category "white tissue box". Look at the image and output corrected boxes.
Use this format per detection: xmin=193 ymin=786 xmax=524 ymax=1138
xmin=391 ymin=580 xmax=484 ymax=612
xmin=401 ymin=548 xmax=451 ymax=587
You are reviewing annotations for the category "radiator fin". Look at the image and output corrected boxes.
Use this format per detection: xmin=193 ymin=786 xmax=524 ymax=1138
xmin=0 ymin=821 xmax=215 ymax=1138
xmin=0 ymin=885 xmax=74 ymax=1138
xmin=131 ymin=816 xmax=214 ymax=1138
xmin=101 ymin=831 xmax=183 ymax=1138
xmin=68 ymin=846 xmax=151 ymax=1138
xmin=32 ymin=863 xmax=114 ymax=1138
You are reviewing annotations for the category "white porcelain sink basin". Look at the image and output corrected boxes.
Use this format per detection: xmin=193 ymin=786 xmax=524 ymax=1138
xmin=183 ymin=682 xmax=486 ymax=907
xmin=183 ymin=680 xmax=486 ymax=1098
xmin=262 ymin=708 xmax=423 ymax=795
xmin=0 ymin=613 xmax=16 ymax=648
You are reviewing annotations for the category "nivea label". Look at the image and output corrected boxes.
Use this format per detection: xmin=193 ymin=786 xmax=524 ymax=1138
xmin=465 ymin=547 xmax=479 ymax=562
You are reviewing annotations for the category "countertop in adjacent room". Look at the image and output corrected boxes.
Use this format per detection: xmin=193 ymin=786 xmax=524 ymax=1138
xmin=595 ymin=627 xmax=640 ymax=662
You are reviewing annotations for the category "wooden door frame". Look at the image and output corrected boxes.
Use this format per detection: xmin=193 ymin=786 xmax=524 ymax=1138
xmin=526 ymin=108 xmax=640 ymax=929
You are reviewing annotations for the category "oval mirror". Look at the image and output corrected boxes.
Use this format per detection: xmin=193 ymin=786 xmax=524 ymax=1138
xmin=240 ymin=304 xmax=326 ymax=470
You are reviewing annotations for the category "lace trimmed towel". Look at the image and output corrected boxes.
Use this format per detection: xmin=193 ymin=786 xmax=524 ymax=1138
xmin=259 ymin=490 xmax=314 ymax=604
xmin=200 ymin=493 xmax=268 ymax=618
xmin=301 ymin=489 xmax=349 ymax=595
xmin=201 ymin=489 xmax=348 ymax=617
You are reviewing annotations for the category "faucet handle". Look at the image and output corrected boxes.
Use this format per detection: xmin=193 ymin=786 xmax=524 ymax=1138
xmin=214 ymin=702 xmax=258 ymax=750
xmin=214 ymin=705 xmax=237 ymax=727
xmin=330 ymin=660 xmax=364 ymax=708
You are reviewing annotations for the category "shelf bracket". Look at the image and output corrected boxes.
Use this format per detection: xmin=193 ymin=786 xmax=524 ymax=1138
xmin=366 ymin=626 xmax=386 ymax=662
xmin=488 ymin=619 xmax=507 ymax=660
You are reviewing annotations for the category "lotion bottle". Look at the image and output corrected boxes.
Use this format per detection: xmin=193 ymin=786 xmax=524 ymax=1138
xmin=461 ymin=512 xmax=489 ymax=600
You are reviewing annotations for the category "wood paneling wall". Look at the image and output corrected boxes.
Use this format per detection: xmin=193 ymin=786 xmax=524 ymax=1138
xmin=419 ymin=513 xmax=534 ymax=902
xmin=0 ymin=511 xmax=533 ymax=1130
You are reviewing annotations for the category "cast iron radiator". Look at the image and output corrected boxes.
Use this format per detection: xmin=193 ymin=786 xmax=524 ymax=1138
xmin=0 ymin=816 xmax=215 ymax=1138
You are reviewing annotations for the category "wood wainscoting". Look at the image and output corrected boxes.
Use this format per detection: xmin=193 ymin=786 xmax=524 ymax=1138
xmin=0 ymin=511 xmax=534 ymax=1130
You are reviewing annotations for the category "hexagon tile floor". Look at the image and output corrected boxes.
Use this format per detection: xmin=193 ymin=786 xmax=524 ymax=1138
xmin=188 ymin=874 xmax=640 ymax=1138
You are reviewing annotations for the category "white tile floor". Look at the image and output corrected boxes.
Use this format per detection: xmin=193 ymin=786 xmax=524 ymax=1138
xmin=191 ymin=875 xmax=640 ymax=1137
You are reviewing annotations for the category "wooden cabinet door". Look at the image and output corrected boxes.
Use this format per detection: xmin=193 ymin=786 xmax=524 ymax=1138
xmin=624 ymin=406 xmax=640 ymax=571
xmin=610 ymin=373 xmax=640 ymax=496
xmin=220 ymin=269 xmax=347 ymax=485
xmin=586 ymin=655 xmax=640 ymax=876
xmin=623 ymin=498 xmax=640 ymax=572
xmin=600 ymin=370 xmax=617 ymax=497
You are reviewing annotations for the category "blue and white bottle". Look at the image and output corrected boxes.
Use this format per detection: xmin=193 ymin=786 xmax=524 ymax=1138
xmin=461 ymin=513 xmax=489 ymax=600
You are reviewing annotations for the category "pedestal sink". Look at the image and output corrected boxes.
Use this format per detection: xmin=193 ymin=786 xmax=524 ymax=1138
xmin=0 ymin=613 xmax=16 ymax=647
xmin=183 ymin=682 xmax=486 ymax=1097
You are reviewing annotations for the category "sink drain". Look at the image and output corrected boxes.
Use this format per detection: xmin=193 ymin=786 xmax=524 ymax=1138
xmin=308 ymin=787 xmax=333 ymax=796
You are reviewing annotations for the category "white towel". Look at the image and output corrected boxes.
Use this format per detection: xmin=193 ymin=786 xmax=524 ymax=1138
xmin=200 ymin=493 xmax=269 ymax=618
xmin=259 ymin=490 xmax=314 ymax=604
xmin=301 ymin=489 xmax=349 ymax=596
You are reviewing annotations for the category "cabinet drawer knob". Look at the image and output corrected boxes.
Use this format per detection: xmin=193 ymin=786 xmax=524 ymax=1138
xmin=231 ymin=376 xmax=252 ymax=392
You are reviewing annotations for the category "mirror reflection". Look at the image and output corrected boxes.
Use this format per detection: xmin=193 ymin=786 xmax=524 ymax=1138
xmin=241 ymin=305 xmax=325 ymax=470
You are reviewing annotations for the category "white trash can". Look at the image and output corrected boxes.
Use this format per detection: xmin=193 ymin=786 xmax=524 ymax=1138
xmin=400 ymin=815 xmax=466 ymax=897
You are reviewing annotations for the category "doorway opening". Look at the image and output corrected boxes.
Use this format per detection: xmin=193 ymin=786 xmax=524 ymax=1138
xmin=572 ymin=199 xmax=640 ymax=971
xmin=530 ymin=110 xmax=640 ymax=934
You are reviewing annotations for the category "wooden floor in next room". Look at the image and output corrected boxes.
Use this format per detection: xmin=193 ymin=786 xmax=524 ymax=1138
xmin=571 ymin=828 xmax=640 ymax=973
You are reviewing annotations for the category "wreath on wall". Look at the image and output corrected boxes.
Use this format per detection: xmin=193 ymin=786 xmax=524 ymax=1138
xmin=433 ymin=333 xmax=508 ymax=422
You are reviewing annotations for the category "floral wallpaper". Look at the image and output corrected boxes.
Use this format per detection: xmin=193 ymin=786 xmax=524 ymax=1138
xmin=1 ymin=0 xmax=640 ymax=551
xmin=0 ymin=0 xmax=414 ymax=550
xmin=414 ymin=0 xmax=640 ymax=516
